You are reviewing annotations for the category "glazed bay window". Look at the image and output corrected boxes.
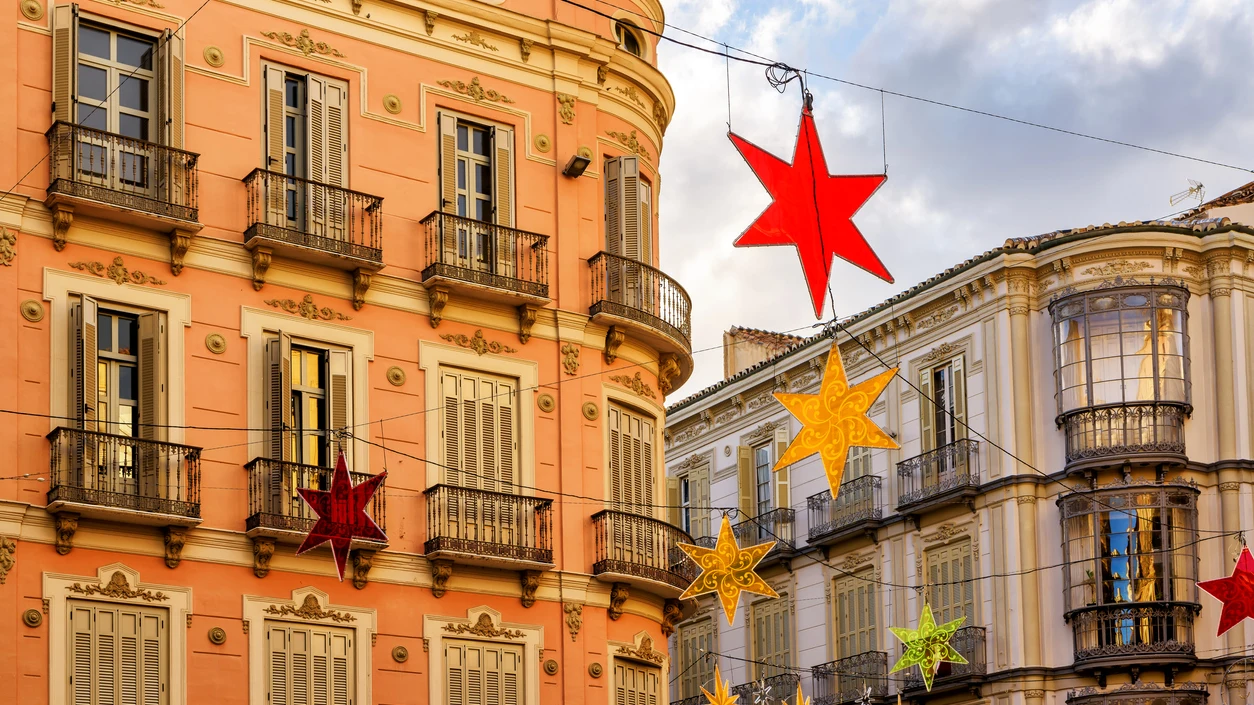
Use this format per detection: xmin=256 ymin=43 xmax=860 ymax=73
xmin=1059 ymin=482 xmax=1199 ymax=668
xmin=1051 ymin=283 xmax=1190 ymax=468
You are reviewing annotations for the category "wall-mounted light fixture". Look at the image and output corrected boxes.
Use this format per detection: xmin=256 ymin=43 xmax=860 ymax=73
xmin=562 ymin=154 xmax=591 ymax=178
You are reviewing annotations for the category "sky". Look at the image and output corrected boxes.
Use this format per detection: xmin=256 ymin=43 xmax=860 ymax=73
xmin=653 ymin=0 xmax=1254 ymax=398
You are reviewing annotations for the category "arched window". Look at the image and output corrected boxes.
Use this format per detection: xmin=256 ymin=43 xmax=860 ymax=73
xmin=615 ymin=21 xmax=643 ymax=57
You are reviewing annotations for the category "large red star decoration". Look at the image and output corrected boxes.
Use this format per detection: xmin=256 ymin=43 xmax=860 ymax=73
xmin=1198 ymin=544 xmax=1254 ymax=636
xmin=729 ymin=107 xmax=892 ymax=318
xmin=296 ymin=451 xmax=387 ymax=581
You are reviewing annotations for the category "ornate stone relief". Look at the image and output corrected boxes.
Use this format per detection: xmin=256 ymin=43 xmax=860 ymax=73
xmin=438 ymin=77 xmax=515 ymax=104
xmin=203 ymin=46 xmax=225 ymax=67
xmin=608 ymin=582 xmax=629 ymax=620
xmin=609 ymin=85 xmax=646 ymax=109
xmin=617 ymin=635 xmax=665 ymax=665
xmin=163 ymin=527 xmax=187 ymax=568
xmin=252 ymin=537 xmax=275 ymax=578
xmin=519 ymin=38 xmax=533 ymax=62
xmin=382 ymin=94 xmax=402 ymax=114
xmin=922 ymin=341 xmax=962 ymax=364
xmin=431 ymin=559 xmax=454 ymax=598
xmin=609 ymin=371 xmax=656 ymax=399
xmin=653 ymin=102 xmax=669 ymax=131
xmin=915 ymin=305 xmax=959 ymax=331
xmin=439 ymin=329 xmax=518 ymax=355
xmin=519 ymin=570 xmax=541 ymax=608
xmin=55 ymin=513 xmax=78 ymax=555
xmin=102 ymin=0 xmax=163 ymax=8
xmin=452 ymin=30 xmax=498 ymax=51
xmin=20 ymin=300 xmax=44 ymax=323
xmin=603 ymin=326 xmax=625 ymax=363
xmin=265 ymin=294 xmax=352 ymax=321
xmin=428 ymin=286 xmax=449 ymax=328
xmin=517 ymin=304 xmax=538 ymax=344
xmin=921 ymin=522 xmax=970 ymax=544
xmin=351 ymin=549 xmax=375 ymax=590
xmin=20 ymin=0 xmax=44 ymax=21
xmin=264 ymin=594 xmax=356 ymax=623
xmin=69 ymin=571 xmax=169 ymax=602
xmin=839 ymin=552 xmax=874 ymax=573
xmin=561 ymin=343 xmax=580 ymax=374
xmin=557 ymin=93 xmax=576 ymax=125
xmin=261 ymin=29 xmax=345 ymax=58
xmin=351 ymin=269 xmax=372 ymax=310
xmin=386 ymin=366 xmax=406 ymax=386
xmin=0 ymin=537 xmax=14 ymax=584
xmin=563 ymin=602 xmax=583 ymax=641
xmin=581 ymin=402 xmax=599 ymax=421
xmin=661 ymin=599 xmax=682 ymax=637
xmin=250 ymin=248 xmax=271 ymax=291
xmin=606 ymin=130 xmax=650 ymax=161
xmin=205 ymin=333 xmax=227 ymax=354
xmin=596 ymin=64 xmax=608 ymax=85
xmin=743 ymin=419 xmax=787 ymax=446
xmin=0 ymin=227 xmax=15 ymax=266
xmin=423 ymin=10 xmax=438 ymax=36
xmin=70 ymin=256 xmax=166 ymax=286
xmin=443 ymin=612 xmax=524 ymax=639
xmin=657 ymin=353 xmax=681 ymax=395
xmin=1079 ymin=260 xmax=1153 ymax=277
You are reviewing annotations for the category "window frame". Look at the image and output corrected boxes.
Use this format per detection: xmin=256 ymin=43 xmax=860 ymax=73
xmin=750 ymin=592 xmax=792 ymax=680
xmin=75 ymin=20 xmax=157 ymax=141
xmin=423 ymin=607 xmax=542 ymax=705
xmin=614 ymin=20 xmax=645 ymax=57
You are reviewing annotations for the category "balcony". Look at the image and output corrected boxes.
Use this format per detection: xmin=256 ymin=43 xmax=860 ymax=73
xmin=592 ymin=510 xmax=697 ymax=597
xmin=733 ymin=507 xmax=796 ymax=566
xmin=588 ymin=251 xmax=693 ymax=387
xmin=424 ymin=484 xmax=554 ymax=570
xmin=1067 ymin=684 xmax=1209 ymax=705
xmin=896 ymin=439 xmax=980 ymax=517
xmin=45 ymin=121 xmax=201 ymax=257
xmin=812 ymin=652 xmax=888 ymax=705
xmin=808 ymin=476 xmax=884 ymax=546
xmin=245 ymin=457 xmax=387 ymax=547
xmin=46 ymin=427 xmax=201 ymax=525
xmin=733 ymin=674 xmax=802 ymax=705
xmin=1067 ymin=603 xmax=1198 ymax=672
xmin=901 ymin=626 xmax=986 ymax=695
xmin=1061 ymin=403 xmax=1187 ymax=473
xmin=420 ymin=211 xmax=549 ymax=303
xmin=242 ymin=168 xmax=383 ymax=303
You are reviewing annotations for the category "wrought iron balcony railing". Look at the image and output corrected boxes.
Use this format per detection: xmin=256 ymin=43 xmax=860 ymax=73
xmin=902 ymin=626 xmax=986 ymax=690
xmin=46 ymin=121 xmax=199 ymax=223
xmin=592 ymin=510 xmax=697 ymax=592
xmin=420 ymin=211 xmax=549 ymax=299
xmin=1061 ymin=403 xmax=1187 ymax=467
xmin=588 ymin=251 xmax=692 ymax=348
xmin=896 ymin=439 xmax=980 ymax=510
xmin=1067 ymin=602 xmax=1197 ymax=667
xmin=424 ymin=484 xmax=554 ymax=566
xmin=243 ymin=168 xmax=383 ymax=266
xmin=245 ymin=457 xmax=386 ymax=540
xmin=47 ymin=427 xmax=201 ymax=519
xmin=733 ymin=507 xmax=796 ymax=551
xmin=812 ymin=652 xmax=888 ymax=705
xmin=733 ymin=674 xmax=802 ymax=704
xmin=808 ymin=475 xmax=882 ymax=543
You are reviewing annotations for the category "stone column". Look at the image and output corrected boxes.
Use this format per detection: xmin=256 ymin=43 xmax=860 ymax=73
xmin=1210 ymin=254 xmax=1237 ymax=460
xmin=1006 ymin=269 xmax=1036 ymax=469
xmin=1017 ymin=495 xmax=1043 ymax=668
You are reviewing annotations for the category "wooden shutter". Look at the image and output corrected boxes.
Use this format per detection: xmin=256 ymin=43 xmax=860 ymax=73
xmin=609 ymin=405 xmax=654 ymax=516
xmin=441 ymin=370 xmax=463 ymax=487
xmin=952 ymin=356 xmax=967 ymax=441
xmin=265 ymin=333 xmax=292 ymax=464
xmin=68 ymin=602 xmax=166 ymax=705
xmin=70 ymin=605 xmax=93 ymax=705
xmin=492 ymin=126 xmax=516 ymax=278
xmin=751 ymin=595 xmax=792 ymax=679
xmin=330 ymin=630 xmax=352 ymax=705
xmin=615 ymin=661 xmax=660 ymax=705
xmin=666 ymin=476 xmax=681 ymax=528
xmin=439 ymin=113 xmax=458 ymax=213
xmin=306 ymin=75 xmax=329 ymax=233
xmin=619 ymin=156 xmax=642 ymax=260
xmin=604 ymin=157 xmax=624 ymax=298
xmin=268 ymin=626 xmax=289 ymax=705
xmin=639 ymin=177 xmax=652 ymax=265
xmin=834 ymin=572 xmax=877 ymax=658
xmin=693 ymin=463 xmax=711 ymax=539
xmin=441 ymin=369 xmax=518 ymax=492
xmin=927 ymin=540 xmax=975 ymax=625
xmin=608 ymin=405 xmax=624 ymax=508
xmin=446 ymin=640 xmax=522 ymax=705
xmin=919 ymin=365 xmax=935 ymax=453
xmin=773 ymin=426 xmax=790 ymax=509
xmin=328 ymin=349 xmax=351 ymax=464
xmin=70 ymin=297 xmax=99 ymax=434
xmin=138 ymin=311 xmax=165 ymax=500
xmin=307 ymin=76 xmax=348 ymax=239
xmin=737 ymin=445 xmax=753 ymax=519
xmin=263 ymin=64 xmax=287 ymax=222
xmin=52 ymin=3 xmax=78 ymax=123
xmin=679 ymin=619 xmax=715 ymax=699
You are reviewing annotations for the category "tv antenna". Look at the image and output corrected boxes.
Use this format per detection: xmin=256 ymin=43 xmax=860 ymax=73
xmin=1169 ymin=179 xmax=1205 ymax=207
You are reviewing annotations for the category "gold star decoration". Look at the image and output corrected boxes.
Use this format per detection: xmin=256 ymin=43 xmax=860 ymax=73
xmin=701 ymin=664 xmax=739 ymax=705
xmin=678 ymin=515 xmax=778 ymax=625
xmin=774 ymin=342 xmax=898 ymax=499
xmin=786 ymin=681 xmax=811 ymax=705
xmin=888 ymin=602 xmax=968 ymax=691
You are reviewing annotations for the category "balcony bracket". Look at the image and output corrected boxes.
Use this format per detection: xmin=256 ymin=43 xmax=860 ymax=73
xmin=252 ymin=537 xmax=276 ymax=578
xmin=520 ymin=569 xmax=541 ymax=607
xmin=517 ymin=304 xmax=539 ymax=344
xmin=661 ymin=599 xmax=682 ymax=636
xmin=431 ymin=558 xmax=454 ymax=598
xmin=428 ymin=286 xmax=450 ymax=328
xmin=51 ymin=204 xmax=73 ymax=252
xmin=163 ymin=526 xmax=187 ymax=569
xmin=169 ymin=228 xmax=193 ymax=276
xmin=251 ymin=248 xmax=272 ymax=291
xmin=865 ymin=527 xmax=880 ymax=545
xmin=54 ymin=512 xmax=79 ymax=555
xmin=964 ymin=497 xmax=977 ymax=514
xmin=608 ymin=582 xmax=629 ymax=620
xmin=351 ymin=268 xmax=372 ymax=310
xmin=658 ymin=353 xmax=681 ymax=395
xmin=351 ymin=548 xmax=376 ymax=590
xmin=604 ymin=326 xmax=625 ymax=364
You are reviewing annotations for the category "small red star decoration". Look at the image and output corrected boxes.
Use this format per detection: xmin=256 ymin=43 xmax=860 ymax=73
xmin=1198 ymin=544 xmax=1254 ymax=636
xmin=729 ymin=107 xmax=892 ymax=318
xmin=296 ymin=451 xmax=387 ymax=581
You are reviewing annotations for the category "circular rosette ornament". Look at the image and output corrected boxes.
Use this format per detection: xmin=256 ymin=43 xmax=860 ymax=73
xmin=678 ymin=515 xmax=778 ymax=626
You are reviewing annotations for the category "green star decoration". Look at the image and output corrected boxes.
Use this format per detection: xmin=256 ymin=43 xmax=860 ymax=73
xmin=888 ymin=602 xmax=968 ymax=691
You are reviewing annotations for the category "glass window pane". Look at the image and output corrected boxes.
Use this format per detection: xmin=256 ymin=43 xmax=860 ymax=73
xmin=119 ymin=114 xmax=148 ymax=140
xmin=285 ymin=116 xmax=296 ymax=148
xmin=457 ymin=125 xmax=468 ymax=152
xmin=290 ymin=349 xmax=302 ymax=386
xmin=97 ymin=313 xmax=113 ymax=352
xmin=306 ymin=353 xmax=321 ymax=390
xmin=119 ymin=151 xmax=148 ymax=186
xmin=98 ymin=361 xmax=108 ymax=397
xmin=457 ymin=160 xmax=466 ymax=189
xmin=456 ymin=194 xmax=466 ymax=216
xmin=1089 ymin=333 xmax=1122 ymax=359
xmin=79 ymin=26 xmax=111 ymax=59
xmin=119 ymin=364 xmax=137 ymax=401
xmin=1088 ymin=311 xmax=1120 ymax=336
xmin=116 ymin=317 xmax=135 ymax=355
xmin=475 ymin=198 xmax=490 ymax=222
xmin=78 ymin=64 xmax=108 ymax=101
xmin=1161 ymin=377 xmax=1186 ymax=401
xmin=118 ymin=404 xmax=134 ymax=437
xmin=116 ymin=35 xmax=153 ymax=69
xmin=473 ymin=128 xmax=490 ymax=156
xmin=76 ymin=107 xmax=107 ymax=132
xmin=307 ymin=397 xmax=324 ymax=430
xmin=475 ymin=164 xmax=491 ymax=195
xmin=284 ymin=152 xmax=296 ymax=177
xmin=118 ymin=76 xmax=149 ymax=111
xmin=1092 ymin=380 xmax=1122 ymax=405
xmin=1121 ymin=309 xmax=1150 ymax=331
xmin=1091 ymin=358 xmax=1121 ymax=384
xmin=285 ymin=77 xmax=300 ymax=108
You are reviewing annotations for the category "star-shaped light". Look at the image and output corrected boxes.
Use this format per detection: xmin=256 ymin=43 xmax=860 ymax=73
xmin=786 ymin=681 xmax=812 ymax=705
xmin=701 ymin=665 xmax=739 ymax=705
xmin=729 ymin=107 xmax=892 ymax=319
xmin=888 ymin=603 xmax=967 ymax=692
xmin=774 ymin=342 xmax=898 ymax=499
xmin=1198 ymin=544 xmax=1254 ymax=636
xmin=296 ymin=451 xmax=387 ymax=581
xmin=678 ymin=515 xmax=778 ymax=625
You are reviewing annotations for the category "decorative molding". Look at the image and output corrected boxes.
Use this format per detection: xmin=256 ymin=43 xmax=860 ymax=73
xmin=51 ymin=206 xmax=72 ymax=252
xmin=351 ymin=549 xmax=375 ymax=590
xmin=69 ymin=571 xmax=169 ymax=602
xmin=610 ymin=84 xmax=646 ymax=109
xmin=533 ymin=134 xmax=551 ymax=153
xmin=0 ymin=537 xmax=14 ymax=584
xmin=606 ymin=130 xmax=651 ymax=161
xmin=653 ymin=102 xmax=669 ymax=132
xmin=582 ymin=402 xmax=599 ymax=421
xmin=578 ymin=146 xmax=593 ymax=159
xmin=250 ymin=248 xmax=271 ymax=291
xmin=563 ymin=603 xmax=583 ymax=641
xmin=921 ymin=522 xmax=970 ymax=544
xmin=351 ymin=269 xmax=372 ymax=311
xmin=839 ymin=552 xmax=875 ymax=573
xmin=557 ymin=93 xmax=576 ymax=125
xmin=437 ymin=77 xmax=515 ymax=104
xmin=543 ymin=659 xmax=559 ymax=676
xmin=1183 ymin=265 xmax=1205 ymax=280
xmin=23 ymin=608 xmax=43 ymax=628
xmin=101 ymin=0 xmax=163 ymax=7
xmin=589 ymin=662 xmax=603 ymax=678
xmin=203 ymin=46 xmax=225 ymax=68
xmin=915 ymin=305 xmax=959 ymax=331
xmin=382 ymin=94 xmax=402 ymax=114
xmin=608 ymin=582 xmax=629 ymax=620
xmin=260 ymin=29 xmax=345 ymax=58
xmin=922 ymin=341 xmax=961 ymax=364
xmin=1080 ymin=260 xmax=1153 ymax=278
xmin=443 ymin=612 xmax=525 ymax=639
xmin=743 ymin=419 xmax=787 ymax=446
xmin=520 ymin=570 xmax=541 ymax=608
xmin=1016 ymin=495 xmax=1038 ymax=504
xmin=609 ymin=371 xmax=656 ymax=399
xmin=616 ymin=635 xmax=664 ymax=665
xmin=0 ymin=227 xmax=15 ymax=266
xmin=536 ymin=394 xmax=556 ymax=413
xmin=561 ymin=343 xmax=580 ymax=375
xmin=386 ymin=366 xmax=406 ymax=386
xmin=439 ymin=329 xmax=518 ymax=355
xmin=1220 ymin=482 xmax=1241 ymax=492
xmin=673 ymin=452 xmax=711 ymax=474
xmin=54 ymin=513 xmax=78 ymax=555
xmin=264 ymin=594 xmax=357 ymax=623
xmin=604 ymin=326 xmax=625 ymax=363
xmin=204 ymin=333 xmax=227 ymax=354
xmin=1009 ymin=304 xmax=1031 ymax=316
xmin=519 ymin=38 xmax=533 ymax=62
xmin=423 ymin=10 xmax=438 ymax=35
xmin=431 ymin=559 xmax=453 ymax=598
xmin=517 ymin=304 xmax=538 ymax=344
xmin=451 ymin=30 xmax=499 ymax=51
xmin=251 ymin=537 xmax=275 ymax=578
xmin=660 ymin=599 xmax=682 ymax=637
xmin=596 ymin=64 xmax=609 ymax=85
xmin=70 ymin=256 xmax=167 ymax=286
xmin=20 ymin=0 xmax=44 ymax=21
xmin=163 ymin=527 xmax=187 ymax=569
xmin=657 ymin=353 xmax=681 ymax=395
xmin=1025 ymin=690 xmax=1046 ymax=699
xmin=428 ymin=286 xmax=449 ymax=328
xmin=20 ymin=300 xmax=44 ymax=323
xmin=208 ymin=627 xmax=227 ymax=645
xmin=264 ymin=294 xmax=352 ymax=321
xmin=392 ymin=645 xmax=409 ymax=663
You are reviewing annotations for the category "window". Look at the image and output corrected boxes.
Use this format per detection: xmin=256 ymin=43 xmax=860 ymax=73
xmin=679 ymin=476 xmax=691 ymax=534
xmin=264 ymin=333 xmax=352 ymax=468
xmin=918 ymin=356 xmax=965 ymax=453
xmin=669 ymin=461 xmax=711 ymax=539
xmin=608 ymin=404 xmax=655 ymax=515
xmin=751 ymin=594 xmax=792 ymax=679
xmin=833 ymin=572 xmax=877 ymax=658
xmin=678 ymin=618 xmax=717 ymax=700
xmin=69 ymin=601 xmax=167 ymax=705
xmin=736 ymin=427 xmax=790 ymax=525
xmin=845 ymin=446 xmax=872 ymax=481
xmin=289 ymin=346 xmax=328 ymax=468
xmin=266 ymin=622 xmax=354 ymax=705
xmin=439 ymin=368 xmax=518 ymax=491
xmin=437 ymin=112 xmax=516 ymax=275
xmin=445 ymin=640 xmax=522 ymax=705
xmin=615 ymin=660 xmax=661 ymax=705
xmin=925 ymin=539 xmax=975 ymax=624
xmin=281 ymin=73 xmax=306 ymax=224
xmin=615 ymin=21 xmax=644 ymax=57
xmin=604 ymin=155 xmax=652 ymax=265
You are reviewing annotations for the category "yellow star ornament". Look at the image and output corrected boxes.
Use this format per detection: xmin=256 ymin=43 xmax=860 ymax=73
xmin=786 ymin=681 xmax=811 ymax=705
xmin=774 ymin=342 xmax=898 ymax=499
xmin=701 ymin=665 xmax=739 ymax=705
xmin=678 ymin=515 xmax=778 ymax=625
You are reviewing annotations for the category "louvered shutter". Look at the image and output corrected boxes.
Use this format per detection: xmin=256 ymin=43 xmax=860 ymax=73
xmin=96 ymin=608 xmax=117 ymax=704
xmin=52 ymin=4 xmax=78 ymax=123
xmin=70 ymin=605 xmax=93 ymax=705
xmin=952 ymin=356 xmax=967 ymax=442
xmin=608 ymin=405 xmax=624 ymax=509
xmin=266 ymin=333 xmax=293 ymax=463
xmin=919 ymin=366 xmax=935 ymax=453
xmin=694 ymin=463 xmax=711 ymax=539
xmin=928 ymin=540 xmax=974 ymax=624
xmin=268 ymin=627 xmax=289 ymax=705
xmin=311 ymin=628 xmax=330 ymax=705
xmin=439 ymin=113 xmax=458 ymax=213
xmin=156 ymin=28 xmax=185 ymax=208
xmin=619 ymin=156 xmax=643 ymax=307
xmin=137 ymin=312 xmax=164 ymax=500
xmin=306 ymin=77 xmax=348 ymax=241
xmin=72 ymin=297 xmax=99 ymax=432
xmin=666 ymin=476 xmax=681 ymax=528
xmin=140 ymin=612 xmax=163 ymax=705
xmin=263 ymin=64 xmax=287 ymax=223
xmin=604 ymin=157 xmax=623 ymax=297
xmin=773 ymin=426 xmax=790 ymax=509
xmin=737 ymin=446 xmax=753 ymax=519
xmin=330 ymin=631 xmax=352 ymax=705
xmin=446 ymin=641 xmax=465 ymax=705
xmin=290 ymin=627 xmax=311 ymax=705
xmin=615 ymin=663 xmax=628 ymax=705
xmin=640 ymin=413 xmax=655 ymax=515
xmin=306 ymin=75 xmax=329 ymax=236
xmin=442 ymin=370 xmax=463 ymax=487
xmin=502 ymin=645 xmax=521 ymax=705
xmin=492 ymin=126 xmax=516 ymax=278
xmin=328 ymin=349 xmax=351 ymax=465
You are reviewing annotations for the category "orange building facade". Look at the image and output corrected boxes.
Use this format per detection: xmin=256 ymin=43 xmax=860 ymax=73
xmin=0 ymin=0 xmax=694 ymax=703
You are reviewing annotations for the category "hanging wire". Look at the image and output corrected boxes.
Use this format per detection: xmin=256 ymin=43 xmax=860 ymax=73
xmin=724 ymin=43 xmax=733 ymax=132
